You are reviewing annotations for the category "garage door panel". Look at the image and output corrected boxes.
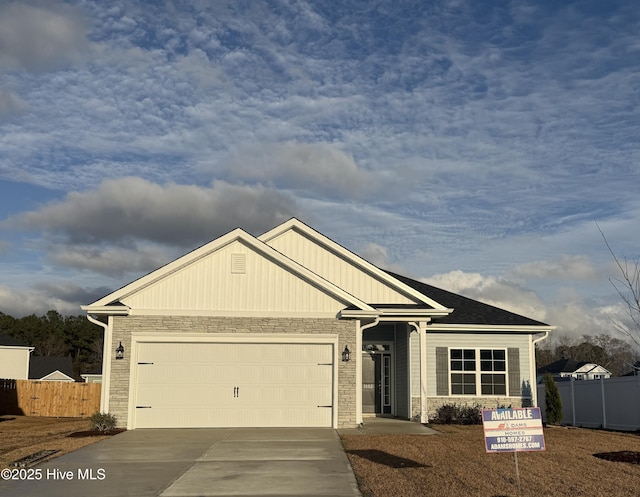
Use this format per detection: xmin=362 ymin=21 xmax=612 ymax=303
xmin=134 ymin=342 xmax=334 ymax=428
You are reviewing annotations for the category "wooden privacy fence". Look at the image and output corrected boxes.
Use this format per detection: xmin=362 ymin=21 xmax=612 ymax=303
xmin=0 ymin=378 xmax=101 ymax=417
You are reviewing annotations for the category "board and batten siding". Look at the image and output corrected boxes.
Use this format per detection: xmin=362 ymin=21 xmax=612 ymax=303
xmin=410 ymin=332 xmax=534 ymax=419
xmin=120 ymin=240 xmax=347 ymax=314
xmin=265 ymin=229 xmax=418 ymax=305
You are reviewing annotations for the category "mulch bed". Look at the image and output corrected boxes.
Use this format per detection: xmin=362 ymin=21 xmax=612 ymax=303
xmin=593 ymin=450 xmax=640 ymax=464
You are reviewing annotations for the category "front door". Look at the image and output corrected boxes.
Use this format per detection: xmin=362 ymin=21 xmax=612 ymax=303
xmin=362 ymin=345 xmax=392 ymax=415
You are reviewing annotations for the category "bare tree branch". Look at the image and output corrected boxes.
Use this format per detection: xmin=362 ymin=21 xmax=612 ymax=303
xmin=596 ymin=221 xmax=640 ymax=347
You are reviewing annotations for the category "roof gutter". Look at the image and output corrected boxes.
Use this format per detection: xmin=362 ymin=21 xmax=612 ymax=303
xmin=338 ymin=308 xmax=453 ymax=321
xmin=81 ymin=305 xmax=130 ymax=315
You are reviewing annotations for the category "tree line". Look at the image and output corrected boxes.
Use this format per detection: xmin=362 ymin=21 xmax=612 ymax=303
xmin=0 ymin=310 xmax=102 ymax=379
xmin=536 ymin=333 xmax=638 ymax=377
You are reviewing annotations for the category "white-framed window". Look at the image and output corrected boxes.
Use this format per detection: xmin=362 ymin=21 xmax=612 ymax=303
xmin=450 ymin=348 xmax=507 ymax=396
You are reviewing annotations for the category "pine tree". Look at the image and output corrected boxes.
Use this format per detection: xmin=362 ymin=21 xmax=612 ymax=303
xmin=543 ymin=373 xmax=563 ymax=424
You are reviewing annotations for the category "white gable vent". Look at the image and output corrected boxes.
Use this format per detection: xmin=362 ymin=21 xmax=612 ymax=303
xmin=231 ymin=253 xmax=246 ymax=274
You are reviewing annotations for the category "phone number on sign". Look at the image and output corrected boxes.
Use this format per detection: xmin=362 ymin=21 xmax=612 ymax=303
xmin=1 ymin=468 xmax=106 ymax=481
xmin=496 ymin=435 xmax=535 ymax=443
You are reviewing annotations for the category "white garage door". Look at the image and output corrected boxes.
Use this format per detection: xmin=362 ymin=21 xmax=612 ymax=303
xmin=133 ymin=342 xmax=334 ymax=428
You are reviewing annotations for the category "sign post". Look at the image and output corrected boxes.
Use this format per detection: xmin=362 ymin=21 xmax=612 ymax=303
xmin=482 ymin=407 xmax=546 ymax=496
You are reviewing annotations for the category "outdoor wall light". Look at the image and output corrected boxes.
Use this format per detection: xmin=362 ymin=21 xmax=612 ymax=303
xmin=115 ymin=342 xmax=125 ymax=360
xmin=342 ymin=345 xmax=351 ymax=362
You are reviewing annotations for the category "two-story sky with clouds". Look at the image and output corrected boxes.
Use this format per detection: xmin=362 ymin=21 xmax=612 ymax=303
xmin=0 ymin=0 xmax=638 ymax=343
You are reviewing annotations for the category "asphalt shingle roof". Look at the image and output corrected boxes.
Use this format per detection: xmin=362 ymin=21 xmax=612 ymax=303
xmin=386 ymin=271 xmax=550 ymax=326
xmin=537 ymin=358 xmax=587 ymax=374
xmin=28 ymin=356 xmax=74 ymax=380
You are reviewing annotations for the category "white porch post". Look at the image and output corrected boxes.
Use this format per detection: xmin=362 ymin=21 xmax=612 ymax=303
xmin=419 ymin=321 xmax=428 ymax=423
xmin=356 ymin=319 xmax=363 ymax=425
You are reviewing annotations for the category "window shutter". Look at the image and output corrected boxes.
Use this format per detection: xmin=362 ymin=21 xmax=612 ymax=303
xmin=508 ymin=348 xmax=521 ymax=396
xmin=436 ymin=347 xmax=449 ymax=395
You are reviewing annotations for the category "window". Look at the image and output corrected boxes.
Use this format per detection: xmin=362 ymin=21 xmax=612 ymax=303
xmin=450 ymin=348 xmax=507 ymax=396
xmin=450 ymin=349 xmax=476 ymax=394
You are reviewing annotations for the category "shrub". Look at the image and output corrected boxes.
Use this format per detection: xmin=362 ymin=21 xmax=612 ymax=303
xmin=431 ymin=403 xmax=482 ymax=425
xmin=543 ymin=373 xmax=563 ymax=425
xmin=89 ymin=412 xmax=117 ymax=433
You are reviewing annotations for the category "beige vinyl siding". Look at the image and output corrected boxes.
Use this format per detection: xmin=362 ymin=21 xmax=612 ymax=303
xmin=121 ymin=240 xmax=346 ymax=314
xmin=0 ymin=348 xmax=31 ymax=380
xmin=38 ymin=370 xmax=75 ymax=382
xmin=265 ymin=229 xmax=418 ymax=305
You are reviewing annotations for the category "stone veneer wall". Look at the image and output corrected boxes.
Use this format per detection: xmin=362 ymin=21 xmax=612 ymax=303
xmin=412 ymin=396 xmax=528 ymax=421
xmin=109 ymin=316 xmax=358 ymax=429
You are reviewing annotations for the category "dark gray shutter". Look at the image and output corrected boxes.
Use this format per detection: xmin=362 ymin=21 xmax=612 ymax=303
xmin=508 ymin=348 xmax=521 ymax=396
xmin=436 ymin=347 xmax=449 ymax=395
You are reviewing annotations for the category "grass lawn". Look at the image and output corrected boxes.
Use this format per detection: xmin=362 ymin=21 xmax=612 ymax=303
xmin=0 ymin=415 xmax=113 ymax=470
xmin=341 ymin=424 xmax=640 ymax=497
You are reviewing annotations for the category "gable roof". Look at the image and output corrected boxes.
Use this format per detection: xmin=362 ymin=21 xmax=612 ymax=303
xmin=82 ymin=218 xmax=553 ymax=329
xmin=537 ymin=358 xmax=610 ymax=375
xmin=387 ymin=271 xmax=550 ymax=327
xmin=260 ymin=218 xmax=450 ymax=311
xmin=84 ymin=227 xmax=375 ymax=314
xmin=29 ymin=356 xmax=75 ymax=380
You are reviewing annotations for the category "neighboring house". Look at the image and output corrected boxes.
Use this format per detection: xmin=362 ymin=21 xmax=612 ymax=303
xmin=83 ymin=218 xmax=554 ymax=430
xmin=28 ymin=356 xmax=75 ymax=382
xmin=81 ymin=368 xmax=103 ymax=384
xmin=0 ymin=332 xmax=34 ymax=380
xmin=537 ymin=358 xmax=612 ymax=382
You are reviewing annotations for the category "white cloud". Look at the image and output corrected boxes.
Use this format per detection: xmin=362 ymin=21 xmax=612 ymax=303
xmin=423 ymin=269 xmax=638 ymax=344
xmin=0 ymin=89 xmax=26 ymax=117
xmin=424 ymin=270 xmax=548 ymax=322
xmin=0 ymin=280 xmax=117 ymax=317
xmin=512 ymin=255 xmax=600 ymax=281
xmin=0 ymin=284 xmax=81 ymax=317
xmin=0 ymin=1 xmax=91 ymax=72
xmin=48 ymin=243 xmax=170 ymax=277
xmin=4 ymin=177 xmax=297 ymax=247
xmin=230 ymin=142 xmax=377 ymax=200
xmin=360 ymin=243 xmax=389 ymax=267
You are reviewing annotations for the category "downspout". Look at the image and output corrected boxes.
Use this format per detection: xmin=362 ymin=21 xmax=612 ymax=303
xmin=357 ymin=317 xmax=380 ymax=425
xmin=87 ymin=314 xmax=111 ymax=413
xmin=531 ymin=331 xmax=550 ymax=408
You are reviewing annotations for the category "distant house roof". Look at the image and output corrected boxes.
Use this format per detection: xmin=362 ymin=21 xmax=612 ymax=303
xmin=0 ymin=332 xmax=30 ymax=347
xmin=29 ymin=356 xmax=75 ymax=380
xmin=385 ymin=271 xmax=550 ymax=326
xmin=538 ymin=358 xmax=610 ymax=376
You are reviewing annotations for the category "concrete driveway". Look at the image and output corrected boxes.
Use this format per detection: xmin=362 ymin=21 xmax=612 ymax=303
xmin=0 ymin=428 xmax=361 ymax=497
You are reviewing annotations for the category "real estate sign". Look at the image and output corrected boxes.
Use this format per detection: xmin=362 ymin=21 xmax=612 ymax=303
xmin=482 ymin=407 xmax=546 ymax=453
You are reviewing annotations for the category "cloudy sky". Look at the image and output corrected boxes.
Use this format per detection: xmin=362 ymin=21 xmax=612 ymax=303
xmin=0 ymin=0 xmax=638 ymax=344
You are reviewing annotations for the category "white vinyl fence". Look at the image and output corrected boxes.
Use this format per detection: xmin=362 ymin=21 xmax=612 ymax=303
xmin=537 ymin=375 xmax=640 ymax=431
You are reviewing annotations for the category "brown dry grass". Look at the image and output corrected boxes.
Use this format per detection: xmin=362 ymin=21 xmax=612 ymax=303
xmin=341 ymin=425 xmax=640 ymax=497
xmin=0 ymin=415 xmax=112 ymax=470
